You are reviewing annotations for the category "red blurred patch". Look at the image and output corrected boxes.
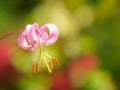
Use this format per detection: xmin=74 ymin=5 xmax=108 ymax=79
xmin=0 ymin=42 xmax=13 ymax=65
xmin=67 ymin=53 xmax=99 ymax=88
xmin=0 ymin=41 xmax=21 ymax=89
xmin=51 ymin=71 xmax=71 ymax=90
xmin=79 ymin=54 xmax=99 ymax=70
xmin=69 ymin=53 xmax=99 ymax=73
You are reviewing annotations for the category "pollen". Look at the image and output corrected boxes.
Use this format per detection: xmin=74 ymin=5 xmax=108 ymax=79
xmin=32 ymin=63 xmax=39 ymax=73
xmin=52 ymin=57 xmax=59 ymax=66
xmin=41 ymin=59 xmax=44 ymax=69
xmin=50 ymin=60 xmax=53 ymax=71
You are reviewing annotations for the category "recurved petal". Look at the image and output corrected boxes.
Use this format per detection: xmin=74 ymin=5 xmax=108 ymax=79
xmin=26 ymin=23 xmax=39 ymax=42
xmin=26 ymin=23 xmax=39 ymax=33
xmin=39 ymin=24 xmax=59 ymax=46
xmin=18 ymin=32 xmax=38 ymax=50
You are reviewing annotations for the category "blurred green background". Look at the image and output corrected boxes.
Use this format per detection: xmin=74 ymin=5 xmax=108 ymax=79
xmin=0 ymin=0 xmax=120 ymax=90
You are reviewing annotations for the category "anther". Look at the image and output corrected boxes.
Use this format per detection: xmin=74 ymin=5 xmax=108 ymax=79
xmin=52 ymin=57 xmax=59 ymax=66
xmin=41 ymin=59 xmax=44 ymax=69
xmin=32 ymin=64 xmax=36 ymax=73
xmin=32 ymin=63 xmax=39 ymax=73
xmin=35 ymin=63 xmax=39 ymax=73
xmin=50 ymin=60 xmax=53 ymax=71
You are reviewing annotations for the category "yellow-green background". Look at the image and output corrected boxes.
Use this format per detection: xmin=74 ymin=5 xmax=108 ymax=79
xmin=0 ymin=0 xmax=119 ymax=90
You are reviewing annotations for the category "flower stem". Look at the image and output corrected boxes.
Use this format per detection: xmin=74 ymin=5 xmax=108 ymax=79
xmin=0 ymin=29 xmax=24 ymax=40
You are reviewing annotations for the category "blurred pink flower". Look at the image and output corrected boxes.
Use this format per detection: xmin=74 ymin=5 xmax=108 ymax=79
xmin=18 ymin=23 xmax=59 ymax=73
xmin=18 ymin=23 xmax=59 ymax=50
xmin=0 ymin=23 xmax=59 ymax=73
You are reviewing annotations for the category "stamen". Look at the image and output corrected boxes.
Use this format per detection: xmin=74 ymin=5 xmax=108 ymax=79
xmin=32 ymin=63 xmax=39 ymax=73
xmin=52 ymin=57 xmax=59 ymax=66
xmin=35 ymin=63 xmax=39 ymax=73
xmin=37 ymin=46 xmax=59 ymax=73
xmin=44 ymin=51 xmax=52 ymax=59
xmin=48 ymin=69 xmax=52 ymax=73
xmin=52 ymin=58 xmax=56 ymax=66
xmin=44 ymin=59 xmax=52 ymax=73
xmin=50 ymin=60 xmax=53 ymax=71
xmin=32 ymin=64 xmax=36 ymax=73
xmin=41 ymin=59 xmax=44 ymax=69
xmin=54 ymin=58 xmax=59 ymax=66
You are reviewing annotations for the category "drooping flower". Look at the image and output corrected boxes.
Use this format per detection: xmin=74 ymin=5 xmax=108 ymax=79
xmin=18 ymin=23 xmax=59 ymax=73
xmin=18 ymin=23 xmax=39 ymax=50
xmin=0 ymin=23 xmax=59 ymax=73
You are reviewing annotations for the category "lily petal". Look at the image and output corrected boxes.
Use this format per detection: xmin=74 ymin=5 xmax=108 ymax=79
xmin=26 ymin=23 xmax=39 ymax=42
xmin=18 ymin=23 xmax=59 ymax=50
xmin=39 ymin=24 xmax=59 ymax=46
xmin=18 ymin=23 xmax=39 ymax=50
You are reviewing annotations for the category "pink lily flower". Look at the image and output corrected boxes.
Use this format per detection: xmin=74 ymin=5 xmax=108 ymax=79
xmin=18 ymin=23 xmax=59 ymax=50
xmin=18 ymin=23 xmax=59 ymax=73
xmin=38 ymin=24 xmax=59 ymax=46
xmin=0 ymin=22 xmax=59 ymax=73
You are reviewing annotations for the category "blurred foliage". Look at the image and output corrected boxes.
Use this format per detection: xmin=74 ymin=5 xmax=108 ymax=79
xmin=0 ymin=0 xmax=120 ymax=90
xmin=84 ymin=70 xmax=116 ymax=90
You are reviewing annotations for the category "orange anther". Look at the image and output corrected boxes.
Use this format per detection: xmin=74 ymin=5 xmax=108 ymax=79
xmin=52 ymin=57 xmax=59 ymax=66
xmin=36 ymin=63 xmax=39 ymax=73
xmin=41 ymin=59 xmax=44 ymax=69
xmin=32 ymin=64 xmax=36 ymax=73
xmin=50 ymin=61 xmax=53 ymax=71
xmin=32 ymin=63 xmax=39 ymax=73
